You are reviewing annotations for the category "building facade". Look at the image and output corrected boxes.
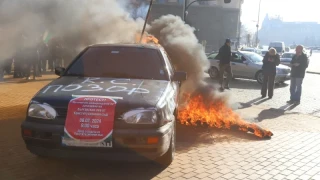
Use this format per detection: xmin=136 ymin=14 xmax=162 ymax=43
xmin=145 ymin=0 xmax=243 ymax=52
xmin=259 ymin=14 xmax=320 ymax=47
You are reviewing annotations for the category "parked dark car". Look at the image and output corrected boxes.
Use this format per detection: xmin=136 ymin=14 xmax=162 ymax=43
xmin=21 ymin=44 xmax=187 ymax=166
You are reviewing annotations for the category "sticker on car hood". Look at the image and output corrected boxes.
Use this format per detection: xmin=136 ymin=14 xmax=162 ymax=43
xmin=62 ymin=96 xmax=116 ymax=148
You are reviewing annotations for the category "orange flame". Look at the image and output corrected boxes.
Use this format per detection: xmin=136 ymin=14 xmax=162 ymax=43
xmin=178 ymin=94 xmax=273 ymax=138
xmin=135 ymin=33 xmax=159 ymax=45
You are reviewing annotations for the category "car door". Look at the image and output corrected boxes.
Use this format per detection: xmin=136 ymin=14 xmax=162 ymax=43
xmin=231 ymin=52 xmax=252 ymax=78
xmin=207 ymin=52 xmax=219 ymax=67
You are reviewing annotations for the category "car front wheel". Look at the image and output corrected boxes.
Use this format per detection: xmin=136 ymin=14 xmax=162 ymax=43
xmin=256 ymin=71 xmax=264 ymax=84
xmin=208 ymin=67 xmax=219 ymax=79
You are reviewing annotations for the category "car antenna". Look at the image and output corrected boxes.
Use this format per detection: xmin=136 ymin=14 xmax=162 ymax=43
xmin=139 ymin=0 xmax=154 ymax=43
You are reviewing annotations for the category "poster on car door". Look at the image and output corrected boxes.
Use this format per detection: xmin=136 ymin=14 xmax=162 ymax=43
xmin=62 ymin=96 xmax=116 ymax=148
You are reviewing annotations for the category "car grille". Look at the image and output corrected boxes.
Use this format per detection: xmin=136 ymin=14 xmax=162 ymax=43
xmin=55 ymin=108 xmax=67 ymax=117
xmin=283 ymin=69 xmax=291 ymax=74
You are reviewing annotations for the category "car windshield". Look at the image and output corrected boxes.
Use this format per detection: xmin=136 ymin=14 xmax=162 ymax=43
xmin=271 ymin=47 xmax=283 ymax=53
xmin=242 ymin=48 xmax=254 ymax=52
xmin=65 ymin=46 xmax=168 ymax=80
xmin=283 ymin=53 xmax=295 ymax=58
xmin=242 ymin=52 xmax=263 ymax=63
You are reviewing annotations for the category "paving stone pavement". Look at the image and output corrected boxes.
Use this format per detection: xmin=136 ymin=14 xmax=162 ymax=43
xmin=1 ymin=74 xmax=320 ymax=180
xmin=205 ymin=72 xmax=320 ymax=118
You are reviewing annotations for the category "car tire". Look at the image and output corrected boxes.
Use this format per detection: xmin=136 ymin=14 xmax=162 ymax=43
xmin=208 ymin=67 xmax=219 ymax=79
xmin=256 ymin=71 xmax=264 ymax=84
xmin=156 ymin=122 xmax=175 ymax=167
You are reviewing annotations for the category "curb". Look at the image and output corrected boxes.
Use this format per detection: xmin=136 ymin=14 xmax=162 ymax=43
xmin=307 ymin=71 xmax=320 ymax=75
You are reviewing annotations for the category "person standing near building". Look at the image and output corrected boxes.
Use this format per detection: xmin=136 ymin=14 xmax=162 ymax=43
xmin=287 ymin=45 xmax=309 ymax=104
xmin=261 ymin=48 xmax=280 ymax=99
xmin=217 ymin=39 xmax=232 ymax=91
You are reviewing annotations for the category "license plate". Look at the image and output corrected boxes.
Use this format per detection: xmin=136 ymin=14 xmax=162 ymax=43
xmin=61 ymin=137 xmax=113 ymax=148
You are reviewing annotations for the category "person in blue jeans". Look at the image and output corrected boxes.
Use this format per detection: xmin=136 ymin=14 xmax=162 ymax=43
xmin=287 ymin=45 xmax=309 ymax=104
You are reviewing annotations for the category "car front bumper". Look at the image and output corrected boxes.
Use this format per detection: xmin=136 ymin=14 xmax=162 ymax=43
xmin=21 ymin=121 xmax=173 ymax=161
xmin=275 ymin=73 xmax=291 ymax=82
xmin=280 ymin=62 xmax=292 ymax=67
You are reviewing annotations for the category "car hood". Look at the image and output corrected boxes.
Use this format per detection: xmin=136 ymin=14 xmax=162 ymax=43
xmin=33 ymin=76 xmax=170 ymax=109
xmin=280 ymin=58 xmax=292 ymax=62
xmin=277 ymin=64 xmax=291 ymax=70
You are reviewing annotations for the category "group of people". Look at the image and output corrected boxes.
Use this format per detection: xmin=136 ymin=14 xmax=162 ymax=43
xmin=0 ymin=35 xmax=71 ymax=81
xmin=217 ymin=39 xmax=309 ymax=105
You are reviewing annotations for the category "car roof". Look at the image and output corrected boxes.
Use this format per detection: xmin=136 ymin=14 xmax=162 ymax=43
xmin=88 ymin=43 xmax=163 ymax=50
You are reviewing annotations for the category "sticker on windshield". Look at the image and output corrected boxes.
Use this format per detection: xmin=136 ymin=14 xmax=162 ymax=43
xmin=111 ymin=51 xmax=119 ymax=54
xmin=160 ymin=69 xmax=164 ymax=75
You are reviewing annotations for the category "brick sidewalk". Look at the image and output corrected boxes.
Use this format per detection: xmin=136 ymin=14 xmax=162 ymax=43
xmin=1 ymin=75 xmax=320 ymax=180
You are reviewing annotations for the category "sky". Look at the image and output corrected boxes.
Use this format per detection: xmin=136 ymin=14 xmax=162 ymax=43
xmin=241 ymin=0 xmax=320 ymax=32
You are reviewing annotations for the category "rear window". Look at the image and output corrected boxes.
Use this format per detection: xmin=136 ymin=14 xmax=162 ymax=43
xmin=65 ymin=46 xmax=168 ymax=80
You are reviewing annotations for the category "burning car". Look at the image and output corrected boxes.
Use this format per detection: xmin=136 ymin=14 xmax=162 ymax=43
xmin=21 ymin=43 xmax=187 ymax=166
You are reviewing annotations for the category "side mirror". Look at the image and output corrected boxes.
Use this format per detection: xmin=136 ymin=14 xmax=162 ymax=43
xmin=55 ymin=67 xmax=65 ymax=76
xmin=172 ymin=71 xmax=187 ymax=81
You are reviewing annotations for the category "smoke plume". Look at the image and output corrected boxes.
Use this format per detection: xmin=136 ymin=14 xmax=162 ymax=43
xmin=0 ymin=0 xmax=145 ymax=61
xmin=1 ymin=0 xmax=211 ymax=102
xmin=147 ymin=15 xmax=211 ymax=102
xmin=0 ymin=0 xmax=210 ymax=97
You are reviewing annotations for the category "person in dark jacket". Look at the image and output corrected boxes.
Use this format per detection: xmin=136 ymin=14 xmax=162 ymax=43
xmin=287 ymin=45 xmax=309 ymax=104
xmin=261 ymin=48 xmax=280 ymax=99
xmin=217 ymin=39 xmax=232 ymax=91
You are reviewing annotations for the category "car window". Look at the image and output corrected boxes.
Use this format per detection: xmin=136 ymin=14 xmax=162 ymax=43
xmin=231 ymin=52 xmax=244 ymax=63
xmin=242 ymin=52 xmax=263 ymax=63
xmin=208 ymin=53 xmax=218 ymax=59
xmin=65 ymin=47 xmax=168 ymax=80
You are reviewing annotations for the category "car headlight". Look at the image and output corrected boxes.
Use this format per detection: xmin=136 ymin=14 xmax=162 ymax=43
xmin=28 ymin=102 xmax=57 ymax=120
xmin=122 ymin=109 xmax=158 ymax=124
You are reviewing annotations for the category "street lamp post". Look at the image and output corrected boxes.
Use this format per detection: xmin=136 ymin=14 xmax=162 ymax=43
xmin=255 ymin=0 xmax=262 ymax=47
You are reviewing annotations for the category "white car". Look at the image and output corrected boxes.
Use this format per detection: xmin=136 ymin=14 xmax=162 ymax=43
xmin=207 ymin=51 xmax=291 ymax=84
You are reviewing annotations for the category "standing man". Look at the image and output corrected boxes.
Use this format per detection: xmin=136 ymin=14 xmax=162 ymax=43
xmin=217 ymin=39 xmax=232 ymax=91
xmin=287 ymin=45 xmax=309 ymax=104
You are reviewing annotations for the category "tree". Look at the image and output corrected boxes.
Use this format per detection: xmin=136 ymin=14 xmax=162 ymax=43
xmin=246 ymin=34 xmax=252 ymax=47
xmin=239 ymin=24 xmax=253 ymax=46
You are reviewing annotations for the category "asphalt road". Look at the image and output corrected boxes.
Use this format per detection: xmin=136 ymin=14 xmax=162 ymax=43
xmin=307 ymin=51 xmax=320 ymax=74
